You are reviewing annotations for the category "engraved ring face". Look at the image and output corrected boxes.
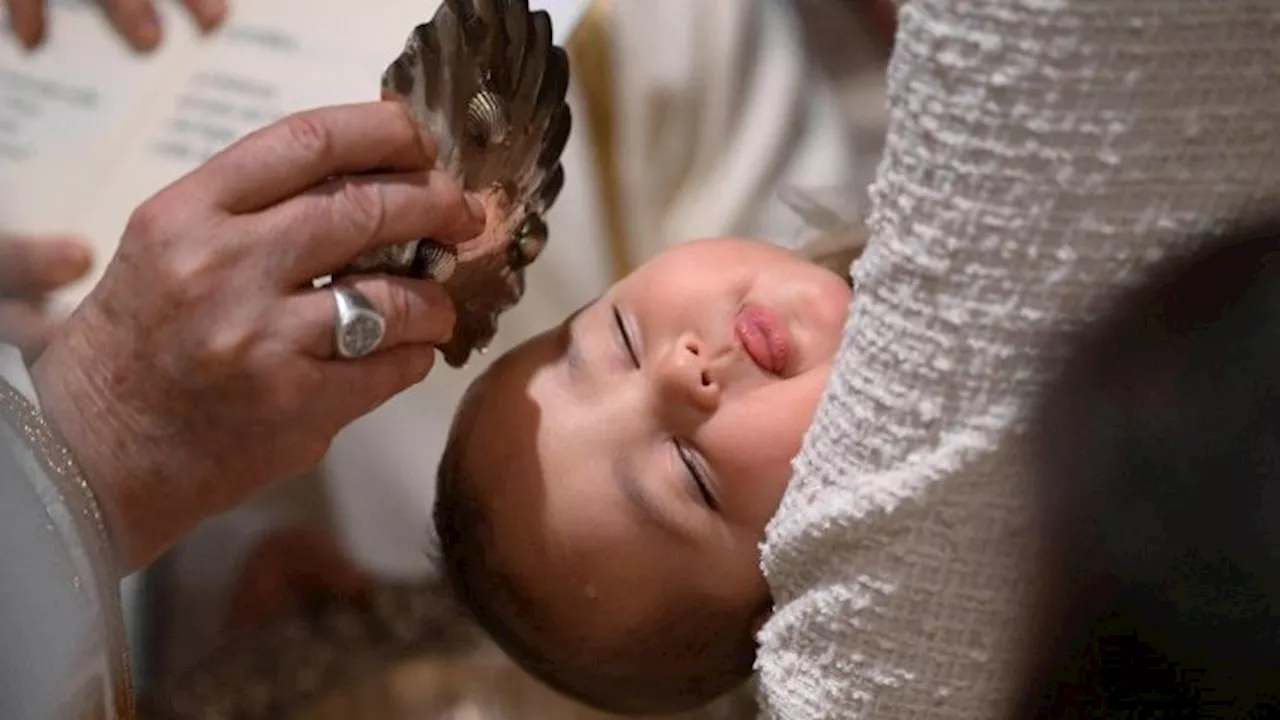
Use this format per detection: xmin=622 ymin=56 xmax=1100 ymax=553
xmin=332 ymin=285 xmax=387 ymax=360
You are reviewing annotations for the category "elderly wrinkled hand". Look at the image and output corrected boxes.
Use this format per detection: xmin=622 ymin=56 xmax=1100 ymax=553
xmin=0 ymin=234 xmax=92 ymax=360
xmin=5 ymin=0 xmax=227 ymax=51
xmin=31 ymin=101 xmax=483 ymax=574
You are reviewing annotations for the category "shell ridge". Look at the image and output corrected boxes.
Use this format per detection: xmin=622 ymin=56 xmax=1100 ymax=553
xmin=502 ymin=0 xmax=531 ymax=90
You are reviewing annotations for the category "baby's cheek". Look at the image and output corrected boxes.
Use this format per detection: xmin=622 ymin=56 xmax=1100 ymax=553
xmin=742 ymin=467 xmax=793 ymax=533
xmin=717 ymin=380 xmax=829 ymax=523
xmin=713 ymin=437 xmax=796 ymax=530
xmin=811 ymin=283 xmax=854 ymax=345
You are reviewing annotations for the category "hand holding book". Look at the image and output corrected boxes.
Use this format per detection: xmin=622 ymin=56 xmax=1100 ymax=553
xmin=5 ymin=0 xmax=227 ymax=51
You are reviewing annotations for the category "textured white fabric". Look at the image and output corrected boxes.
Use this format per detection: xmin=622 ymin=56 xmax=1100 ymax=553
xmin=757 ymin=1 xmax=1280 ymax=718
xmin=0 ymin=363 xmax=131 ymax=716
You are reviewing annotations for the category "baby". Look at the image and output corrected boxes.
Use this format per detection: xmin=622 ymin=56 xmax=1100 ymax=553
xmin=433 ymin=236 xmax=860 ymax=715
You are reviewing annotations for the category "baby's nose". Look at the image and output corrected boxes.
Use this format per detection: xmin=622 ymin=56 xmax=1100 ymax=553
xmin=657 ymin=333 xmax=721 ymax=414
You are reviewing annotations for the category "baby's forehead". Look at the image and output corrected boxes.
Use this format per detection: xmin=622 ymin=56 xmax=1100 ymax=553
xmin=455 ymin=330 xmax=562 ymax=486
xmin=471 ymin=327 xmax=560 ymax=409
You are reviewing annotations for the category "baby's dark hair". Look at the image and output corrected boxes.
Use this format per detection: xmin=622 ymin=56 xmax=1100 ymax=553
xmin=1018 ymin=212 xmax=1280 ymax=718
xmin=432 ymin=363 xmax=758 ymax=716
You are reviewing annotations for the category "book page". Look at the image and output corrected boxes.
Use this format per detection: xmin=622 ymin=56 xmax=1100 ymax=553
xmin=0 ymin=0 xmax=201 ymax=235
xmin=46 ymin=0 xmax=592 ymax=311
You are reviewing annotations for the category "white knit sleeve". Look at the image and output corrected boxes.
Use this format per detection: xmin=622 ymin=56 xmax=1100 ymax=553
xmin=756 ymin=1 xmax=1280 ymax=718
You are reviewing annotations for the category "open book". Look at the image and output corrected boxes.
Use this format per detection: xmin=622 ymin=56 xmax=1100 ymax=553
xmin=0 ymin=0 xmax=590 ymax=314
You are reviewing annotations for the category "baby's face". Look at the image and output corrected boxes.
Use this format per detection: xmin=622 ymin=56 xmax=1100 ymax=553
xmin=459 ymin=238 xmax=852 ymax=651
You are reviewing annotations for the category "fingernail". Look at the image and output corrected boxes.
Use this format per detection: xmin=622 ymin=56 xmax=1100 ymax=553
xmin=465 ymin=194 xmax=486 ymax=227
xmin=413 ymin=346 xmax=438 ymax=381
xmin=15 ymin=22 xmax=43 ymax=50
xmin=194 ymin=0 xmax=228 ymax=31
xmin=48 ymin=241 xmax=92 ymax=282
xmin=132 ymin=7 xmax=161 ymax=50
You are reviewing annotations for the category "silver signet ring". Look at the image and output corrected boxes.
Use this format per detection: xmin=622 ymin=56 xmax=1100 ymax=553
xmin=331 ymin=284 xmax=386 ymax=360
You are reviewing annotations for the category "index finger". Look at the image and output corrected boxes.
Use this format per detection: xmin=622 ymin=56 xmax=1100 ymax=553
xmin=190 ymin=102 xmax=437 ymax=214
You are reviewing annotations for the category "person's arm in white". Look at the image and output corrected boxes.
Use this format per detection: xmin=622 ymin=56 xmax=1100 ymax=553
xmin=0 ymin=349 xmax=131 ymax=718
xmin=0 ymin=233 xmax=128 ymax=717
xmin=756 ymin=1 xmax=1280 ymax=718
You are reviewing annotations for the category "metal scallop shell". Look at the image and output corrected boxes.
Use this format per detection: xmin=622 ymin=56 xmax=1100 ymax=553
xmin=465 ymin=91 xmax=509 ymax=145
xmin=509 ymin=214 xmax=547 ymax=269
xmin=416 ymin=242 xmax=458 ymax=283
xmin=338 ymin=0 xmax=573 ymax=369
xmin=516 ymin=233 xmax=542 ymax=263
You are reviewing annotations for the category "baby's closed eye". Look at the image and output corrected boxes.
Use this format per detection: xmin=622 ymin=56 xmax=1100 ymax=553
xmin=674 ymin=440 xmax=719 ymax=511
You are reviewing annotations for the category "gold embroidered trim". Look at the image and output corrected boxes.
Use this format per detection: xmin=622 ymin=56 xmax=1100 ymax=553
xmin=0 ymin=378 xmax=135 ymax=719
xmin=567 ymin=0 xmax=633 ymax=281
